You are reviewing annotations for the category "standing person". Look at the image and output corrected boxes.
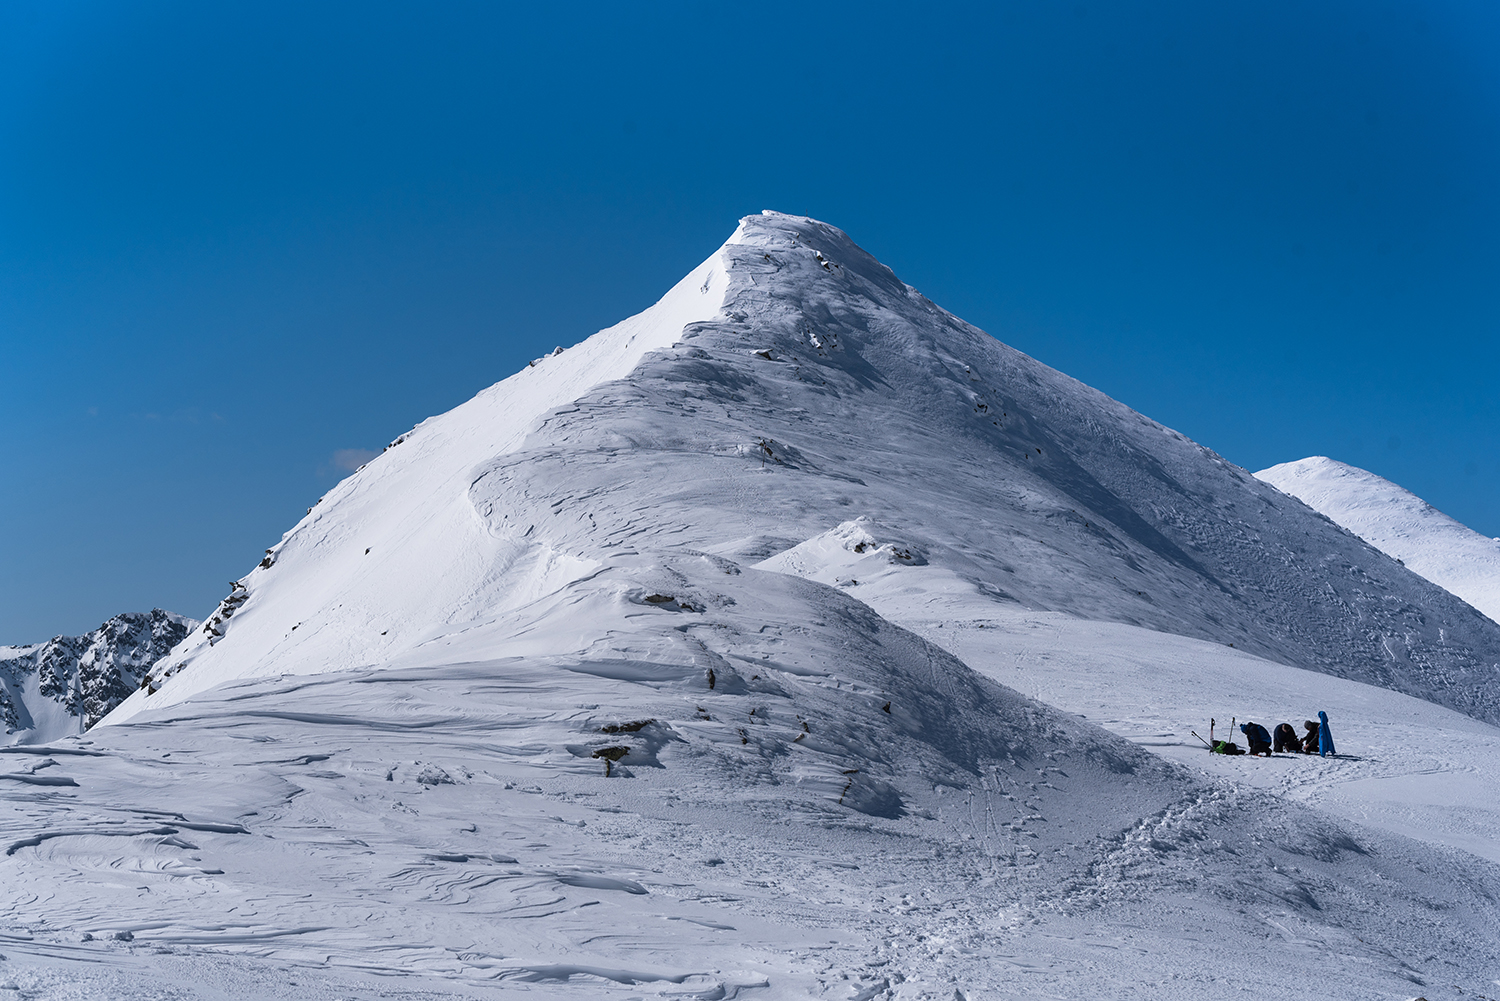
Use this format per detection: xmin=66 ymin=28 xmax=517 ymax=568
xmin=1273 ymin=722 xmax=1300 ymax=754
xmin=1317 ymin=710 xmax=1336 ymax=757
xmin=1301 ymin=720 xmax=1320 ymax=754
xmin=1239 ymin=721 xmax=1273 ymax=756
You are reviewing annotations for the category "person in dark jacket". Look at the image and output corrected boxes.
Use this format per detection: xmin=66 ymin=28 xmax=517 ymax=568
xmin=1300 ymin=720 xmax=1320 ymax=754
xmin=1273 ymin=722 xmax=1301 ymax=754
xmin=1240 ymin=721 xmax=1273 ymax=756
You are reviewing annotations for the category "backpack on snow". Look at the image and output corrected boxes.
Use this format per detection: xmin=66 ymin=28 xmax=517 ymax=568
xmin=1211 ymin=740 xmax=1244 ymax=755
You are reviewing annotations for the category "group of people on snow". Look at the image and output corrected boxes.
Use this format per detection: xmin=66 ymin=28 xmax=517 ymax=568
xmin=1207 ymin=710 xmax=1335 ymax=757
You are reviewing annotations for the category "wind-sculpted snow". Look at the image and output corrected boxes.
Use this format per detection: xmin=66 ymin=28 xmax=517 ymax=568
xmin=10 ymin=211 xmax=1499 ymax=995
xmin=1259 ymin=455 xmax=1500 ymax=624
xmin=0 ymin=610 xmax=194 ymax=744
xmin=7 ymin=562 xmax=1500 ymax=997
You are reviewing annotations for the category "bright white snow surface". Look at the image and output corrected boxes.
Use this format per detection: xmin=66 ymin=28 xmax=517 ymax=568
xmin=1258 ymin=455 xmax=1500 ymax=625
xmin=4 ymin=213 xmax=1500 ymax=999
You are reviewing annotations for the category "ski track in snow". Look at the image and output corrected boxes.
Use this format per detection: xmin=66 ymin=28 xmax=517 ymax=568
xmin=4 ymin=212 xmax=1500 ymax=999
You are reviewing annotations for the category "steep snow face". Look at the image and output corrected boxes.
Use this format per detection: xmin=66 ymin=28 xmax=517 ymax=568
xmin=1258 ymin=455 xmax=1500 ymax=624
xmin=0 ymin=610 xmax=194 ymax=744
xmin=109 ymin=245 xmax=730 ymax=712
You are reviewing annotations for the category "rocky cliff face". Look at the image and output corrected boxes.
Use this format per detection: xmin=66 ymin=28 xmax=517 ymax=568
xmin=0 ymin=609 xmax=196 ymax=742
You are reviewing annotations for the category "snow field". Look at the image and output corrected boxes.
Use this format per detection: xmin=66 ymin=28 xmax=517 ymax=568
xmin=758 ymin=517 xmax=1500 ymax=865
xmin=7 ymin=560 xmax=1500 ymax=997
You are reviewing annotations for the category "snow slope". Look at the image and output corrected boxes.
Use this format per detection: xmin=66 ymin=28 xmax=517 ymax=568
xmin=4 ymin=213 xmax=1500 ymax=998
xmin=1258 ymin=455 xmax=1500 ymax=624
xmin=8 ymin=565 xmax=1500 ymax=999
xmin=0 ymin=610 xmax=194 ymax=744
xmin=756 ymin=518 xmax=1500 ymax=861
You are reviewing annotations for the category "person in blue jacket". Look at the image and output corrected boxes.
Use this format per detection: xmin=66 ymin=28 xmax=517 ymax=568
xmin=1317 ymin=710 xmax=1336 ymax=757
xmin=1239 ymin=721 xmax=1273 ymax=756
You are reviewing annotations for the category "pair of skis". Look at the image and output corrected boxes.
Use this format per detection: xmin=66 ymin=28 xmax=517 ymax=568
xmin=1191 ymin=716 xmax=1235 ymax=753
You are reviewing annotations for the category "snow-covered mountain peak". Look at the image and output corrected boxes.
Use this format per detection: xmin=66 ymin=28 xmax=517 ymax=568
xmin=107 ymin=214 xmax=1500 ymax=727
xmin=16 ymin=215 xmax=1500 ymax=997
xmin=1257 ymin=455 xmax=1500 ymax=623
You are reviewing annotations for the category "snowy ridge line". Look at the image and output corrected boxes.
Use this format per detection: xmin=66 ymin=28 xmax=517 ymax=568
xmin=105 ymin=241 xmax=734 ymax=718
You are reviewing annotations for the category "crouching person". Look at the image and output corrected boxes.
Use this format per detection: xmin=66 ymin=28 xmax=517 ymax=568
xmin=1239 ymin=721 xmax=1273 ymax=756
xmin=1301 ymin=720 xmax=1320 ymax=754
xmin=1273 ymin=722 xmax=1301 ymax=754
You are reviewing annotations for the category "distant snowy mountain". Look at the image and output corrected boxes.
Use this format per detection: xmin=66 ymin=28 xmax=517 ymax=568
xmin=4 ymin=214 xmax=1499 ymax=998
xmin=1258 ymin=455 xmax=1500 ymax=624
xmin=0 ymin=609 xmax=195 ymax=744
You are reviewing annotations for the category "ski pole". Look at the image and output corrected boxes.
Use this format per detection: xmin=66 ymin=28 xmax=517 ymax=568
xmin=1190 ymin=730 xmax=1213 ymax=750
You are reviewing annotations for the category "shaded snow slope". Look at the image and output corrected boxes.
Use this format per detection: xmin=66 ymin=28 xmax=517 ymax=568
xmin=1258 ymin=455 xmax=1500 ymax=624
xmin=927 ymin=607 xmax=1500 ymax=865
xmin=0 ymin=610 xmax=194 ymax=744
xmin=758 ymin=517 xmax=1500 ymax=861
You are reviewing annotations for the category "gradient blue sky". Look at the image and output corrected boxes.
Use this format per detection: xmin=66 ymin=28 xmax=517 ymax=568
xmin=3 ymin=1 xmax=1498 ymax=640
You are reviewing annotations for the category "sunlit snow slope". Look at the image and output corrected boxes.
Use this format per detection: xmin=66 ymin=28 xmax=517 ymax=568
xmin=6 ymin=213 xmax=1499 ymax=999
xmin=1258 ymin=455 xmax=1500 ymax=624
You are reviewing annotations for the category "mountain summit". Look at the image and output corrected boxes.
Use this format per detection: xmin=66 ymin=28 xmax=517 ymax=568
xmin=1 ymin=608 xmax=193 ymax=743
xmin=8 ymin=212 xmax=1500 ymax=997
xmin=112 ymin=210 xmax=1500 ymax=725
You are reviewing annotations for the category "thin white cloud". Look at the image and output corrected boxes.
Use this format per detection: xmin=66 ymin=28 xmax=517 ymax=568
xmin=331 ymin=448 xmax=380 ymax=473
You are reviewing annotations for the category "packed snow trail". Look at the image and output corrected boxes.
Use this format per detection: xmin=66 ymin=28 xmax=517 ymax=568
xmin=5 ymin=212 xmax=1497 ymax=997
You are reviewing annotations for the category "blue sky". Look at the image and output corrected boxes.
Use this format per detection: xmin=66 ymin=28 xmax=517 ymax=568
xmin=3 ymin=1 xmax=1498 ymax=640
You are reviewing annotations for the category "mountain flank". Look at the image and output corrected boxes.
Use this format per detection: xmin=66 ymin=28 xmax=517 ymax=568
xmin=110 ymin=211 xmax=1500 ymax=726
